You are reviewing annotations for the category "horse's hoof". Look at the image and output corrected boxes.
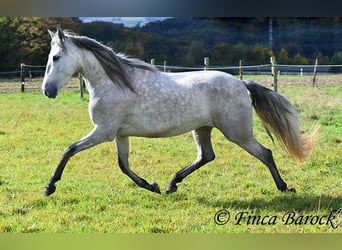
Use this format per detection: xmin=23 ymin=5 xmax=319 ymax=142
xmin=150 ymin=182 xmax=161 ymax=194
xmin=165 ymin=184 xmax=177 ymax=194
xmin=43 ymin=183 xmax=56 ymax=196
xmin=287 ymin=186 xmax=296 ymax=193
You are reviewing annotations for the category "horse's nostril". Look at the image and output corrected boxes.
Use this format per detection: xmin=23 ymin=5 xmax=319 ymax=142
xmin=43 ymin=86 xmax=57 ymax=98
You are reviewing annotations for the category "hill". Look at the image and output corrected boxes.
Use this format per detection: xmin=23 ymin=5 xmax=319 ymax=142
xmin=2 ymin=17 xmax=342 ymax=73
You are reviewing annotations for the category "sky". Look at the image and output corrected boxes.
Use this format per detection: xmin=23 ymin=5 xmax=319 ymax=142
xmin=79 ymin=17 xmax=171 ymax=27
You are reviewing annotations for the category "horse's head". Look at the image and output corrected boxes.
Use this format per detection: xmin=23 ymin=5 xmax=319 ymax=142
xmin=42 ymin=28 xmax=81 ymax=98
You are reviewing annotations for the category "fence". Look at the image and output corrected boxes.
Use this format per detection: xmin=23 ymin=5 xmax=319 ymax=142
xmin=0 ymin=64 xmax=84 ymax=95
xmin=1 ymin=58 xmax=342 ymax=94
xmin=152 ymin=57 xmax=342 ymax=90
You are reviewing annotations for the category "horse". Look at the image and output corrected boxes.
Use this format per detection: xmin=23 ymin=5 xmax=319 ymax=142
xmin=41 ymin=28 xmax=318 ymax=196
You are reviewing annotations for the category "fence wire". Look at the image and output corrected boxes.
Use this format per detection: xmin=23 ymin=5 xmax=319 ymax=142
xmin=156 ymin=63 xmax=342 ymax=75
xmin=1 ymin=62 xmax=342 ymax=94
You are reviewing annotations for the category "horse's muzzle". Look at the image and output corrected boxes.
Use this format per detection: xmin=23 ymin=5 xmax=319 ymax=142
xmin=43 ymin=85 xmax=57 ymax=99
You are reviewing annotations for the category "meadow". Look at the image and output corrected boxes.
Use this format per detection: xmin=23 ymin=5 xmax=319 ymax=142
xmin=0 ymin=75 xmax=341 ymax=232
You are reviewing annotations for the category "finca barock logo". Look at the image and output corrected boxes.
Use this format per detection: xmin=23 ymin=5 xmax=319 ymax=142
xmin=214 ymin=209 xmax=339 ymax=229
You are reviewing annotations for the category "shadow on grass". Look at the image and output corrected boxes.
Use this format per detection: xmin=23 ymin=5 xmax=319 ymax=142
xmin=194 ymin=193 xmax=342 ymax=212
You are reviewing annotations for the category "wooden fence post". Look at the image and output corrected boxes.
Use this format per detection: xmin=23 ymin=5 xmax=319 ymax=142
xmin=20 ymin=63 xmax=25 ymax=92
xmin=164 ymin=60 xmax=168 ymax=72
xmin=312 ymin=58 xmax=318 ymax=87
xmin=239 ymin=60 xmax=243 ymax=80
xmin=204 ymin=57 xmax=209 ymax=71
xmin=270 ymin=56 xmax=278 ymax=92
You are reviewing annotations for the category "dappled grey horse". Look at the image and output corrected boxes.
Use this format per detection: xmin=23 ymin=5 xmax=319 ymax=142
xmin=42 ymin=28 xmax=317 ymax=196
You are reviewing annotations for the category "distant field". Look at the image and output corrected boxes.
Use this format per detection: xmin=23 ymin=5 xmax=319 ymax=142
xmin=0 ymin=75 xmax=341 ymax=232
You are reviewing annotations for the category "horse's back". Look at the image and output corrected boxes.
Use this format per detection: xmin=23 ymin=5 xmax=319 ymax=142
xmin=165 ymin=70 xmax=238 ymax=87
xmin=166 ymin=70 xmax=249 ymax=106
xmin=166 ymin=70 xmax=253 ymax=131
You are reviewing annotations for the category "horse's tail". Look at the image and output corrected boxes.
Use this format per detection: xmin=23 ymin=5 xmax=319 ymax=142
xmin=244 ymin=80 xmax=319 ymax=163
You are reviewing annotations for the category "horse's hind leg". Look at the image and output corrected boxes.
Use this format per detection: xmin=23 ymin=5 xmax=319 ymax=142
xmin=220 ymin=125 xmax=296 ymax=193
xmin=115 ymin=136 xmax=161 ymax=194
xmin=237 ymin=137 xmax=291 ymax=192
xmin=166 ymin=126 xmax=215 ymax=194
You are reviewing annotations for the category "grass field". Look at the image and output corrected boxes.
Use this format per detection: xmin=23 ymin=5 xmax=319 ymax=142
xmin=0 ymin=76 xmax=341 ymax=232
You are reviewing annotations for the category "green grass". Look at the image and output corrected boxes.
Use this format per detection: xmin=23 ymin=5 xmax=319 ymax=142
xmin=0 ymin=83 xmax=341 ymax=233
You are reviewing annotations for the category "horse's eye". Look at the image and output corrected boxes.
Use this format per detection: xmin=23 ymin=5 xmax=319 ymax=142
xmin=53 ymin=55 xmax=60 ymax=62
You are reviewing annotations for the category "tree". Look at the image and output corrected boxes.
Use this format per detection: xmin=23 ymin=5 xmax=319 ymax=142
xmin=250 ymin=45 xmax=272 ymax=65
xmin=125 ymin=41 xmax=144 ymax=58
xmin=185 ymin=41 xmax=205 ymax=66
xmin=211 ymin=42 xmax=233 ymax=65
xmin=278 ymin=48 xmax=292 ymax=64
xmin=15 ymin=17 xmax=77 ymax=65
xmin=0 ymin=17 xmax=81 ymax=72
xmin=12 ymin=17 xmax=80 ymax=66
xmin=0 ymin=17 xmax=20 ymax=71
xmin=331 ymin=51 xmax=342 ymax=64
xmin=78 ymin=21 xmax=124 ymax=44
xmin=142 ymin=35 xmax=169 ymax=62
xmin=232 ymin=43 xmax=250 ymax=63
xmin=293 ymin=53 xmax=309 ymax=65
xmin=316 ymin=51 xmax=329 ymax=65
xmin=330 ymin=51 xmax=342 ymax=73
xmin=280 ymin=42 xmax=303 ymax=58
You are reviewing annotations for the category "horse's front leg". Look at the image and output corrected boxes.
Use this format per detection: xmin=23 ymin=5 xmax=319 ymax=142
xmin=166 ymin=127 xmax=215 ymax=194
xmin=115 ymin=136 xmax=161 ymax=194
xmin=44 ymin=126 xmax=113 ymax=196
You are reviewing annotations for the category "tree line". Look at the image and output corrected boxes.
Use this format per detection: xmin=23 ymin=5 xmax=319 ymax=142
xmin=2 ymin=17 xmax=342 ymax=73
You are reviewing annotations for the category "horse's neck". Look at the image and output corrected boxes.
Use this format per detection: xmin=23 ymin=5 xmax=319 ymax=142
xmin=80 ymin=50 xmax=121 ymax=96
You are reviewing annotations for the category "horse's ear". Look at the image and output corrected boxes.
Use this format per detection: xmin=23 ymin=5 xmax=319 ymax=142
xmin=48 ymin=29 xmax=55 ymax=40
xmin=57 ymin=27 xmax=65 ymax=42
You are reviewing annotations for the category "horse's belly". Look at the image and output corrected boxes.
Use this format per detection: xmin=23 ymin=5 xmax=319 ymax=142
xmin=117 ymin=107 xmax=212 ymax=138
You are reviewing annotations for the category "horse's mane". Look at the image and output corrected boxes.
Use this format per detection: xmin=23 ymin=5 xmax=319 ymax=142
xmin=62 ymin=30 xmax=157 ymax=92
